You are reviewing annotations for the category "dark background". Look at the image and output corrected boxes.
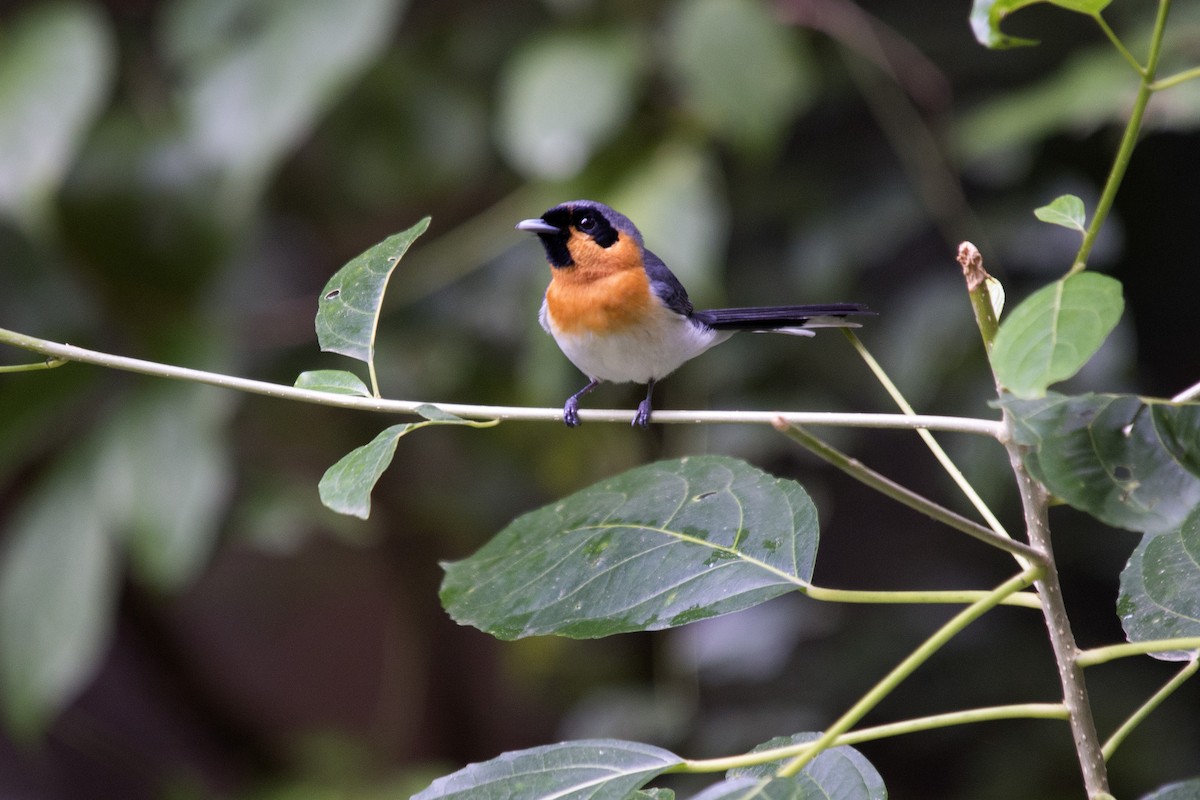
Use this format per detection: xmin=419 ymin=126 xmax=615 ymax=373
xmin=1 ymin=1 xmax=1198 ymax=797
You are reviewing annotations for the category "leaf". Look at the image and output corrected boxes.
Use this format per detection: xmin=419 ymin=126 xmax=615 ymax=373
xmin=728 ymin=733 xmax=887 ymax=800
xmin=0 ymin=449 xmax=119 ymax=740
xmin=495 ymin=30 xmax=644 ymax=180
xmin=1001 ymin=393 xmax=1200 ymax=533
xmin=1141 ymin=778 xmax=1200 ymax=800
xmin=665 ymin=0 xmax=814 ymax=154
xmin=319 ymin=409 xmax=489 ymax=519
xmin=990 ymin=273 xmax=1124 ymax=398
xmin=165 ymin=0 xmax=406 ymax=197
xmin=1118 ymin=506 xmax=1200 ymax=661
xmin=970 ymin=0 xmax=1112 ymax=49
xmin=440 ymin=456 xmax=819 ymax=640
xmin=0 ymin=2 xmax=114 ymax=227
xmin=315 ymin=217 xmax=432 ymax=364
xmin=691 ymin=778 xmax=813 ymax=800
xmin=410 ymin=739 xmax=682 ymax=800
xmin=294 ymin=370 xmax=372 ymax=397
xmin=1034 ymin=194 xmax=1087 ymax=232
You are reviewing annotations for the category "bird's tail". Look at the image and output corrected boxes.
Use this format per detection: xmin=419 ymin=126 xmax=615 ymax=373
xmin=693 ymin=304 xmax=873 ymax=337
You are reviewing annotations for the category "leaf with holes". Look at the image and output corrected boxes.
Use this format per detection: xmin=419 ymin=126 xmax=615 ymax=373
xmin=1001 ymin=393 xmax=1200 ymax=533
xmin=411 ymin=739 xmax=682 ymax=800
xmin=316 ymin=216 xmax=431 ymax=364
xmin=990 ymin=273 xmax=1123 ymax=398
xmin=440 ymin=456 xmax=819 ymax=640
xmin=1118 ymin=506 xmax=1200 ymax=661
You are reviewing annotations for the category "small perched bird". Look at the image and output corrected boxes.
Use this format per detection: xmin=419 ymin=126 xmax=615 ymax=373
xmin=516 ymin=200 xmax=873 ymax=427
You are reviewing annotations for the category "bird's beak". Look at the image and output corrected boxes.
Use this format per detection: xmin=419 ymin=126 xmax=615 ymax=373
xmin=515 ymin=218 xmax=562 ymax=235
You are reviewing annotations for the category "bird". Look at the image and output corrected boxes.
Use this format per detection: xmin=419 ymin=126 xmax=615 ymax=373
xmin=516 ymin=200 xmax=873 ymax=427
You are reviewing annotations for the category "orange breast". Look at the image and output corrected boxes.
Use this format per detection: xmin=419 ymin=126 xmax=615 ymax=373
xmin=544 ymin=234 xmax=655 ymax=335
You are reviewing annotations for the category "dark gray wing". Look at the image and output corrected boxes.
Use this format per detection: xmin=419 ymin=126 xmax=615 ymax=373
xmin=642 ymin=248 xmax=693 ymax=317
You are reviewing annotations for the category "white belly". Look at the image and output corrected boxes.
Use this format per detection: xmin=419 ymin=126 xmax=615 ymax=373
xmin=541 ymin=300 xmax=731 ymax=384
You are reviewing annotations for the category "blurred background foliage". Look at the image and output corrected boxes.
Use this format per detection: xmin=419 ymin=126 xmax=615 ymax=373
xmin=0 ymin=0 xmax=1198 ymax=797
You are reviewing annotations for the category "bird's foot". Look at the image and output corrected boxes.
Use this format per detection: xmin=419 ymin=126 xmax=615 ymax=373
xmin=563 ymin=398 xmax=582 ymax=427
xmin=633 ymin=398 xmax=653 ymax=427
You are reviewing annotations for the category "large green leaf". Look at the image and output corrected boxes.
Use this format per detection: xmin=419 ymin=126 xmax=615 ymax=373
xmin=728 ymin=734 xmax=887 ymax=800
xmin=970 ymin=0 xmax=1112 ymax=49
xmin=319 ymin=407 xmax=492 ymax=519
xmin=441 ymin=456 xmax=819 ymax=640
xmin=410 ymin=739 xmax=682 ymax=800
xmin=1001 ymin=394 xmax=1200 ymax=533
xmin=1118 ymin=506 xmax=1200 ymax=661
xmin=991 ymin=273 xmax=1124 ymax=399
xmin=315 ymin=217 xmax=432 ymax=365
xmin=495 ymin=30 xmax=644 ymax=180
xmin=0 ymin=2 xmax=114 ymax=227
xmin=691 ymin=778 xmax=816 ymax=799
xmin=665 ymin=0 xmax=814 ymax=154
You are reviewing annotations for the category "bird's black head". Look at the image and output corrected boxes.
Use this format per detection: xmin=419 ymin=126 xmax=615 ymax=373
xmin=515 ymin=200 xmax=642 ymax=268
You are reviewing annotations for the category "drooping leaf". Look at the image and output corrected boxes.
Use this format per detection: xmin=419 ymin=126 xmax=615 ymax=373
xmin=0 ymin=2 xmax=114 ymax=227
xmin=970 ymin=0 xmax=1112 ymax=49
xmin=410 ymin=739 xmax=682 ymax=800
xmin=441 ymin=456 xmax=819 ymax=640
xmin=666 ymin=0 xmax=814 ymax=154
xmin=1118 ymin=506 xmax=1200 ymax=661
xmin=1001 ymin=393 xmax=1200 ymax=533
xmin=990 ymin=273 xmax=1124 ymax=398
xmin=315 ymin=217 xmax=432 ymax=364
xmin=690 ymin=777 xmax=814 ymax=800
xmin=495 ymin=30 xmax=644 ymax=180
xmin=294 ymin=369 xmax=372 ymax=397
xmin=728 ymin=733 xmax=887 ymax=800
xmin=0 ymin=448 xmax=119 ymax=740
xmin=165 ymin=0 xmax=406 ymax=197
xmin=319 ymin=408 xmax=491 ymax=519
xmin=1034 ymin=194 xmax=1087 ymax=233
xmin=1141 ymin=778 xmax=1200 ymax=800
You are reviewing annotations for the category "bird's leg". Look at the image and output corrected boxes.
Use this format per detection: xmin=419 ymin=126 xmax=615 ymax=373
xmin=633 ymin=379 xmax=656 ymax=427
xmin=563 ymin=378 xmax=601 ymax=427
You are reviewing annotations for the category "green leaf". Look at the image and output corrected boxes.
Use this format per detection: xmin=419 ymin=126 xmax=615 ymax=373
xmin=1034 ymin=194 xmax=1087 ymax=232
xmin=970 ymin=0 xmax=1112 ymax=49
xmin=0 ymin=450 xmax=119 ymax=740
xmin=666 ymin=0 xmax=814 ymax=154
xmin=0 ymin=2 xmax=114 ymax=227
xmin=316 ymin=217 xmax=432 ymax=364
xmin=1142 ymin=778 xmax=1200 ymax=800
xmin=691 ymin=778 xmax=812 ymax=799
xmin=440 ymin=456 xmax=819 ymax=640
xmin=165 ymin=0 xmax=406 ymax=198
xmin=319 ymin=409 xmax=488 ymax=519
xmin=1001 ymin=394 xmax=1200 ymax=533
xmin=1118 ymin=506 xmax=1200 ymax=661
xmin=991 ymin=273 xmax=1124 ymax=398
xmin=410 ymin=739 xmax=682 ymax=800
xmin=728 ymin=733 xmax=887 ymax=800
xmin=495 ymin=30 xmax=644 ymax=180
xmin=295 ymin=370 xmax=372 ymax=397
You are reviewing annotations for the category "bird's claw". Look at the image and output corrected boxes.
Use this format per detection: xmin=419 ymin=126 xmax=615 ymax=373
xmin=563 ymin=399 xmax=581 ymax=427
xmin=633 ymin=399 xmax=652 ymax=427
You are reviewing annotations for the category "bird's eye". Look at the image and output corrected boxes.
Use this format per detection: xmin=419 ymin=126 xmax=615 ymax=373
xmin=577 ymin=215 xmax=597 ymax=233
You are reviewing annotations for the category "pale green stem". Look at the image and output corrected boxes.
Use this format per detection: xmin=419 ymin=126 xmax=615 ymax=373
xmin=1103 ymin=657 xmax=1199 ymax=761
xmin=774 ymin=568 xmax=1041 ymax=777
xmin=777 ymin=421 xmax=1044 ymax=565
xmin=1077 ymin=638 xmax=1200 ymax=667
xmin=1093 ymin=13 xmax=1145 ymax=75
xmin=841 ymin=330 xmax=1015 ymax=547
xmin=1070 ymin=0 xmax=1172 ymax=275
xmin=0 ymin=357 xmax=67 ymax=373
xmin=677 ymin=703 xmax=1068 ymax=774
xmin=0 ymin=327 xmax=1004 ymax=434
xmin=806 ymin=583 xmax=1040 ymax=609
xmin=1150 ymin=65 xmax=1200 ymax=91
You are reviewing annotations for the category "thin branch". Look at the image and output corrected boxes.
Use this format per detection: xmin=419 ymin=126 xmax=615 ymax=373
xmin=1077 ymin=638 xmax=1200 ymax=667
xmin=1093 ymin=13 xmax=1146 ymax=75
xmin=0 ymin=327 xmax=1005 ymax=435
xmin=774 ymin=568 xmax=1041 ymax=777
xmin=1171 ymin=378 xmax=1200 ymax=403
xmin=1102 ymin=657 xmax=1199 ymax=761
xmin=776 ymin=421 xmax=1044 ymax=565
xmin=1150 ymin=64 xmax=1200 ymax=91
xmin=677 ymin=702 xmax=1068 ymax=773
xmin=0 ymin=357 xmax=67 ymax=374
xmin=805 ymin=583 xmax=1040 ymax=609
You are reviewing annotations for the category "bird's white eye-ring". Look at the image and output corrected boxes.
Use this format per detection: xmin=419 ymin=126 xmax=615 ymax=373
xmin=577 ymin=215 xmax=597 ymax=233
